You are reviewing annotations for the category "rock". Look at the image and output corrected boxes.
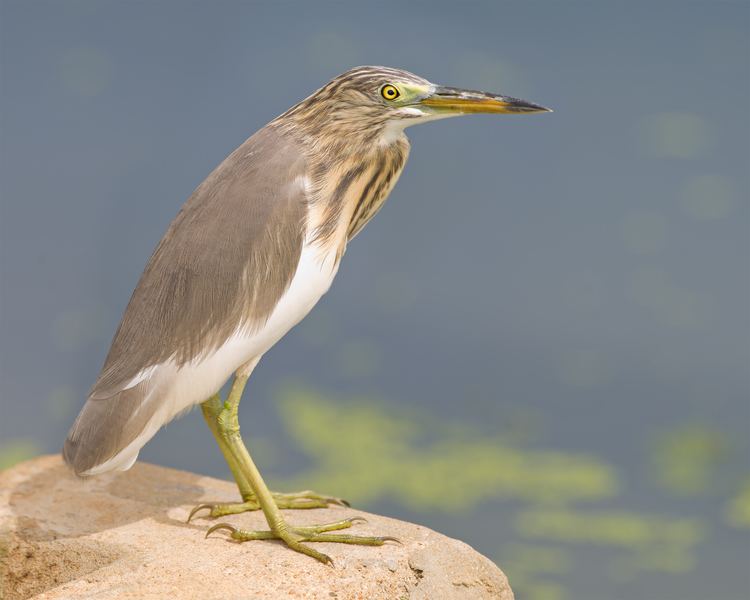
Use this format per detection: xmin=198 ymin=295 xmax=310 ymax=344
xmin=1 ymin=455 xmax=513 ymax=599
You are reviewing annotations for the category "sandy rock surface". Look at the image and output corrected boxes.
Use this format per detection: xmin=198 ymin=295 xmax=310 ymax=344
xmin=0 ymin=455 xmax=512 ymax=599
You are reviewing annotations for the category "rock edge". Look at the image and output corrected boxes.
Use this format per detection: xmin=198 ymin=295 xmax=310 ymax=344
xmin=0 ymin=455 xmax=513 ymax=600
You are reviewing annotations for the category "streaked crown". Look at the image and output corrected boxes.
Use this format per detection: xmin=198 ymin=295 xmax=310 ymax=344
xmin=274 ymin=66 xmax=433 ymax=150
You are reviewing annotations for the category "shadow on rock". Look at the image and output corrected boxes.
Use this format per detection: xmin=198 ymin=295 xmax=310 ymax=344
xmin=1 ymin=455 xmax=219 ymax=599
xmin=6 ymin=456 xmax=209 ymax=539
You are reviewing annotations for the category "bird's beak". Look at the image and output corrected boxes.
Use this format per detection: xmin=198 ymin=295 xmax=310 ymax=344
xmin=419 ymin=86 xmax=551 ymax=115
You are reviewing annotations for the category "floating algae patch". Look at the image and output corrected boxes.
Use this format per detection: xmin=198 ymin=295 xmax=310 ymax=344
xmin=497 ymin=544 xmax=571 ymax=600
xmin=515 ymin=508 xmax=705 ymax=575
xmin=649 ymin=424 xmax=729 ymax=496
xmin=726 ymin=476 xmax=750 ymax=529
xmin=275 ymin=386 xmax=618 ymax=510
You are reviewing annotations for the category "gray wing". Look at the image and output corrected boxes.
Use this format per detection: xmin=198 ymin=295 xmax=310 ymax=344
xmin=63 ymin=125 xmax=308 ymax=474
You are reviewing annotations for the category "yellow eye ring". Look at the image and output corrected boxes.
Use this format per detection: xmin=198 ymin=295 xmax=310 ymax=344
xmin=381 ymin=84 xmax=400 ymax=101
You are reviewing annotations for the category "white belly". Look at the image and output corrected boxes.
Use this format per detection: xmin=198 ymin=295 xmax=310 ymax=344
xmin=172 ymin=239 xmax=340 ymax=409
xmin=239 ymin=240 xmax=339 ymax=359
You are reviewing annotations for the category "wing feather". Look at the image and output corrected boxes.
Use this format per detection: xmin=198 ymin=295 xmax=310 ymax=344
xmin=63 ymin=125 xmax=308 ymax=475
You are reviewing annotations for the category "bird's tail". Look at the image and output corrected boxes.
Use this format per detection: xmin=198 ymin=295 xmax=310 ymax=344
xmin=63 ymin=374 xmax=171 ymax=477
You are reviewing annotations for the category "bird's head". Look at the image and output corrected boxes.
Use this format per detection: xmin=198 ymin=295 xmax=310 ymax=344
xmin=277 ymin=66 xmax=550 ymax=149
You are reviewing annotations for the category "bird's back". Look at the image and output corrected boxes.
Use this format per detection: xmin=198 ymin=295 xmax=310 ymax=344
xmin=64 ymin=125 xmax=309 ymax=475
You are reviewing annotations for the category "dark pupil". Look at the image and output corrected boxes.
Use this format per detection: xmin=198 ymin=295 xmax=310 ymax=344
xmin=386 ymin=88 xmax=394 ymax=96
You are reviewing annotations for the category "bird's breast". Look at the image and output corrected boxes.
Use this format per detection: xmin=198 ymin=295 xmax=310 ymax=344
xmin=306 ymin=138 xmax=410 ymax=256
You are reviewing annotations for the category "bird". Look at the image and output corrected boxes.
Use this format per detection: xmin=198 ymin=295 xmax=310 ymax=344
xmin=63 ymin=65 xmax=550 ymax=563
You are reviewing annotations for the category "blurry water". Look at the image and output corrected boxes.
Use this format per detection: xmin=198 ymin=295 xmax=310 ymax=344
xmin=1 ymin=2 xmax=748 ymax=599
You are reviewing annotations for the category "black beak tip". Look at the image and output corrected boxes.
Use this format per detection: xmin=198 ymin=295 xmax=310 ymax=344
xmin=507 ymin=97 xmax=553 ymax=113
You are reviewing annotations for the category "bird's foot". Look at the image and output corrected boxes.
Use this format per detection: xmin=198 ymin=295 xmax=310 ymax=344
xmin=205 ymin=516 xmax=400 ymax=564
xmin=187 ymin=489 xmax=349 ymax=521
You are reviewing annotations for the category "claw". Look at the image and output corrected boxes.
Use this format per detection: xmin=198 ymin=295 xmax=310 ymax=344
xmin=206 ymin=523 xmax=237 ymax=539
xmin=381 ymin=536 xmax=402 ymax=545
xmin=346 ymin=516 xmax=367 ymax=525
xmin=187 ymin=503 xmax=213 ymax=523
xmin=323 ymin=495 xmax=349 ymax=507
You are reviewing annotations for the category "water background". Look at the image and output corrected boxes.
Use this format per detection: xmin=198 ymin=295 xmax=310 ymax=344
xmin=1 ymin=2 xmax=748 ymax=598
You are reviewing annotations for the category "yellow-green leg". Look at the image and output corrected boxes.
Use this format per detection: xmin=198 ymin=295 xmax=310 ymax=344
xmin=200 ymin=392 xmax=255 ymax=500
xmin=188 ymin=383 xmax=347 ymax=522
xmin=202 ymin=370 xmax=398 ymax=564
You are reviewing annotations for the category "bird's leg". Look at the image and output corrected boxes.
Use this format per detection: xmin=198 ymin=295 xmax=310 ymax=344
xmin=204 ymin=372 xmax=398 ymax=564
xmin=188 ymin=371 xmax=346 ymax=523
xmin=200 ymin=392 xmax=256 ymax=500
xmin=187 ymin=392 xmax=262 ymax=520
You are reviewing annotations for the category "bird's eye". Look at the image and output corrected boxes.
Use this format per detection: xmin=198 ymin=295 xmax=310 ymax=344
xmin=381 ymin=85 xmax=400 ymax=101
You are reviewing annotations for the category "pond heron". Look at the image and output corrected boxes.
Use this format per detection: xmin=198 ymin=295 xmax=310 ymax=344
xmin=64 ymin=66 xmax=550 ymax=563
